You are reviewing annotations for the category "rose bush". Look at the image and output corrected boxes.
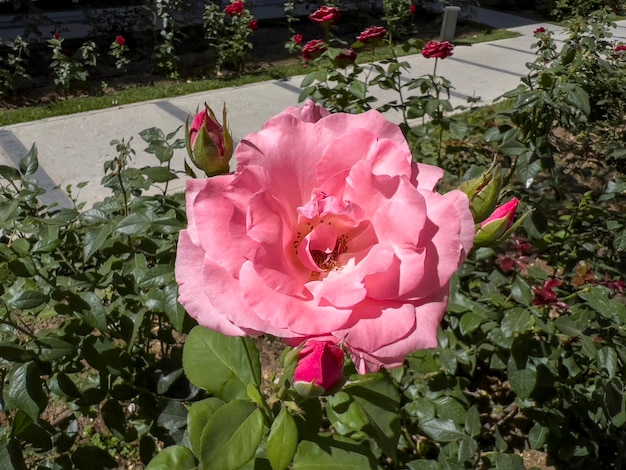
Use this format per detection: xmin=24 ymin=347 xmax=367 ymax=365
xmin=176 ymin=101 xmax=474 ymax=372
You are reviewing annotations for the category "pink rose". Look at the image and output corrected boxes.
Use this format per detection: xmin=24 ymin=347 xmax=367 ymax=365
xmin=421 ymin=40 xmax=454 ymax=60
xmin=357 ymin=26 xmax=387 ymax=44
xmin=293 ymin=340 xmax=344 ymax=397
xmin=186 ymin=103 xmax=233 ymax=176
xmin=301 ymin=39 xmax=327 ymax=62
xmin=224 ymin=0 xmax=245 ymax=16
xmin=175 ymin=101 xmax=474 ymax=372
xmin=474 ymin=198 xmax=519 ymax=247
xmin=309 ymin=6 xmax=341 ymax=26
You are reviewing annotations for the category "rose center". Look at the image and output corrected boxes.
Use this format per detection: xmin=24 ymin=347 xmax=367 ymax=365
xmin=310 ymin=234 xmax=348 ymax=271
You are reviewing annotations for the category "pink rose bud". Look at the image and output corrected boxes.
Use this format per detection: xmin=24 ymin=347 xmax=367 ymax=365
xmin=185 ymin=103 xmax=233 ymax=176
xmin=457 ymin=163 xmax=502 ymax=223
xmin=293 ymin=340 xmax=344 ymax=397
xmin=474 ymin=198 xmax=519 ymax=247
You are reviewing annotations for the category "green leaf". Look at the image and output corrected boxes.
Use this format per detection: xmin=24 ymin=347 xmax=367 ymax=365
xmin=145 ymin=445 xmax=196 ymax=470
xmin=507 ymin=367 xmax=536 ymax=400
xmin=528 ymin=422 xmax=548 ymax=449
xmin=83 ymin=224 xmax=113 ymax=262
xmin=187 ymin=397 xmax=224 ymax=458
xmin=199 ymin=400 xmax=264 ymax=470
xmin=495 ymin=453 xmax=525 ymax=470
xmin=459 ymin=312 xmax=482 ymax=336
xmin=418 ymin=419 xmax=464 ymax=442
xmin=3 ymin=362 xmax=46 ymax=420
xmin=464 ymin=405 xmax=481 ymax=437
xmin=183 ymin=326 xmax=261 ymax=401
xmin=501 ymin=308 xmax=531 ymax=337
xmin=406 ymin=461 xmax=440 ymax=470
xmin=116 ymin=212 xmax=152 ymax=236
xmin=138 ymin=264 xmax=175 ymax=289
xmin=8 ymin=290 xmax=48 ymax=310
xmin=268 ymin=407 xmax=298 ymax=470
xmin=292 ymin=435 xmax=381 ymax=470
xmin=142 ymin=166 xmax=178 ymax=183
xmin=18 ymin=144 xmax=38 ymax=177
xmin=510 ymin=276 xmax=532 ymax=307
xmin=78 ymin=292 xmax=108 ymax=332
xmin=0 ymin=437 xmax=27 ymax=470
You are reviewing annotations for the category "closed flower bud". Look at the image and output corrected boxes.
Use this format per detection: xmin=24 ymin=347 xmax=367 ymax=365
xmin=474 ymin=198 xmax=519 ymax=247
xmin=457 ymin=164 xmax=502 ymax=223
xmin=293 ymin=340 xmax=344 ymax=397
xmin=186 ymin=103 xmax=233 ymax=176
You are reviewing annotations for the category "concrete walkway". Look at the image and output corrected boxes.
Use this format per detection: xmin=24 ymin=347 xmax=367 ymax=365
xmin=1 ymin=8 xmax=625 ymax=207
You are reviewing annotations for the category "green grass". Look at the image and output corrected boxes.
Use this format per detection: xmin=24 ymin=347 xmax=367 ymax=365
xmin=0 ymin=28 xmax=518 ymax=126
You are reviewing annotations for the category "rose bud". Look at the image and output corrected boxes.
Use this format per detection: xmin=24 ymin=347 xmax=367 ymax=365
xmin=293 ymin=340 xmax=344 ymax=397
xmin=335 ymin=48 xmax=357 ymax=68
xmin=457 ymin=163 xmax=502 ymax=223
xmin=302 ymin=39 xmax=327 ymax=62
xmin=309 ymin=6 xmax=341 ymax=27
xmin=474 ymin=197 xmax=520 ymax=247
xmin=185 ymin=103 xmax=233 ymax=176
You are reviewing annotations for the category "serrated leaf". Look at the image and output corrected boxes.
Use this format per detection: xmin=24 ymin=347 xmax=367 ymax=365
xmin=182 ymin=326 xmax=261 ymax=401
xmin=459 ymin=312 xmax=482 ymax=336
xmin=3 ymin=362 xmax=46 ymax=420
xmin=142 ymin=167 xmax=178 ymax=183
xmin=199 ymin=400 xmax=264 ymax=470
xmin=78 ymin=292 xmax=108 ymax=332
xmin=138 ymin=264 xmax=174 ymax=289
xmin=116 ymin=212 xmax=152 ymax=236
xmin=145 ymin=445 xmax=196 ymax=470
xmin=418 ymin=419 xmax=464 ymax=442
xmin=83 ymin=224 xmax=113 ymax=262
xmin=292 ymin=435 xmax=380 ymax=469
xmin=187 ymin=397 xmax=224 ymax=458
xmin=507 ymin=367 xmax=536 ymax=400
xmin=268 ymin=407 xmax=298 ymax=470
xmin=18 ymin=144 xmax=38 ymax=177
xmin=8 ymin=290 xmax=48 ymax=310
xmin=511 ymin=276 xmax=532 ymax=306
xmin=528 ymin=423 xmax=548 ymax=449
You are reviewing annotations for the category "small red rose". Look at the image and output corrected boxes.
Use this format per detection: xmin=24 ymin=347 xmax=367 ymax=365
xmin=615 ymin=44 xmax=626 ymax=52
xmin=53 ymin=33 xmax=62 ymax=40
xmin=409 ymin=4 xmax=417 ymax=14
xmin=357 ymin=26 xmax=387 ymax=44
xmin=248 ymin=19 xmax=258 ymax=30
xmin=534 ymin=27 xmax=546 ymax=35
xmin=115 ymin=35 xmax=126 ymax=46
xmin=225 ymin=0 xmax=245 ymax=16
xmin=421 ymin=40 xmax=454 ymax=59
xmin=293 ymin=34 xmax=303 ymax=45
xmin=309 ymin=6 xmax=341 ymax=26
xmin=302 ymin=39 xmax=327 ymax=62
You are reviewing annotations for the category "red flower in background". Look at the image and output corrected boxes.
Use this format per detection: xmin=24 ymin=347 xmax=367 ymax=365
xmin=615 ymin=44 xmax=626 ymax=52
xmin=357 ymin=26 xmax=387 ymax=44
xmin=225 ymin=0 xmax=245 ymax=16
xmin=421 ymin=40 xmax=454 ymax=59
xmin=532 ymin=279 xmax=568 ymax=309
xmin=53 ymin=33 xmax=62 ymax=40
xmin=534 ymin=27 xmax=546 ymax=35
xmin=248 ymin=19 xmax=258 ymax=30
xmin=409 ymin=4 xmax=417 ymax=14
xmin=309 ymin=6 xmax=341 ymax=26
xmin=302 ymin=39 xmax=327 ymax=62
xmin=115 ymin=35 xmax=126 ymax=46
xmin=293 ymin=34 xmax=303 ymax=44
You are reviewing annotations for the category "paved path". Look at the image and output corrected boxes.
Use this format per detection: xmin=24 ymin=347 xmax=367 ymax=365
xmin=1 ymin=8 xmax=625 ymax=207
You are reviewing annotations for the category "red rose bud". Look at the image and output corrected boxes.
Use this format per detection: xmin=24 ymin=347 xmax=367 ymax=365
xmin=224 ymin=0 xmax=245 ymax=16
xmin=53 ymin=33 xmax=62 ymax=40
xmin=293 ymin=34 xmax=303 ymax=45
xmin=293 ymin=340 xmax=344 ymax=397
xmin=357 ymin=26 xmax=387 ymax=45
xmin=115 ymin=35 xmax=126 ymax=46
xmin=421 ymin=40 xmax=454 ymax=59
xmin=186 ymin=103 xmax=233 ymax=176
xmin=335 ymin=48 xmax=357 ymax=68
xmin=248 ymin=19 xmax=258 ymax=30
xmin=615 ymin=44 xmax=626 ymax=52
xmin=474 ymin=198 xmax=520 ymax=247
xmin=534 ymin=27 xmax=546 ymax=35
xmin=309 ymin=6 xmax=341 ymax=27
xmin=409 ymin=4 xmax=417 ymax=14
xmin=457 ymin=163 xmax=503 ymax=223
xmin=302 ymin=39 xmax=327 ymax=62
